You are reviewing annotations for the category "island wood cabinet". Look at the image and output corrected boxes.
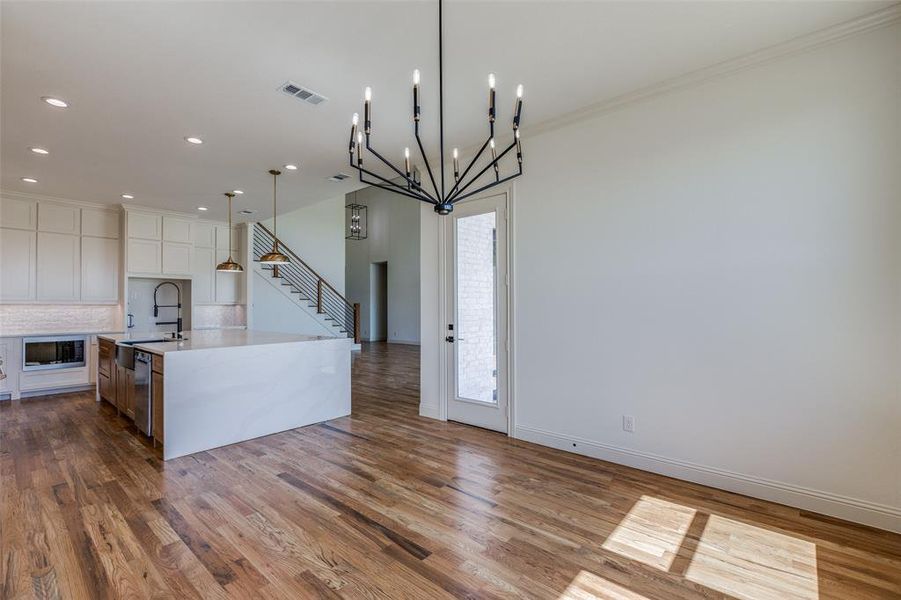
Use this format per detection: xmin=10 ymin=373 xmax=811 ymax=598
xmin=152 ymin=355 xmax=164 ymax=445
xmin=98 ymin=338 xmax=115 ymax=404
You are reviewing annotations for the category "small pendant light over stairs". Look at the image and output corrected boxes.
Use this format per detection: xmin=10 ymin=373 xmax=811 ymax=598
xmin=259 ymin=169 xmax=290 ymax=264
xmin=216 ymin=192 xmax=244 ymax=272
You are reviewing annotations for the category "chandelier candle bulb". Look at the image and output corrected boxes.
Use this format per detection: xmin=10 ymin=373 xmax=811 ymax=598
xmin=349 ymin=113 xmax=358 ymax=154
xmin=488 ymin=73 xmax=496 ymax=123
xmin=404 ymin=147 xmax=411 ymax=177
xmin=413 ymin=69 xmax=421 ymax=121
xmin=364 ymin=87 xmax=372 ymax=134
xmin=514 ymin=84 xmax=524 ymax=129
xmin=453 ymin=148 xmax=460 ymax=181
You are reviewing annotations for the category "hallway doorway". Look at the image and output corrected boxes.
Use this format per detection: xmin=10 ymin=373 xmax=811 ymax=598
xmin=369 ymin=262 xmax=388 ymax=342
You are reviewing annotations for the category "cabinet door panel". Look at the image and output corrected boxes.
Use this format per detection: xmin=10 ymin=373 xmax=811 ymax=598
xmin=0 ymin=197 xmax=37 ymax=230
xmin=214 ymin=249 xmax=239 ymax=304
xmin=82 ymin=209 xmax=120 ymax=238
xmin=127 ymin=239 xmax=162 ymax=274
xmin=38 ymin=203 xmax=80 ymax=234
xmin=0 ymin=228 xmax=36 ymax=300
xmin=192 ymin=246 xmax=215 ymax=304
xmin=162 ymin=242 xmax=192 ymax=275
xmin=36 ymin=232 xmax=80 ymax=301
xmin=194 ymin=222 xmax=215 ymax=248
xmin=127 ymin=212 xmax=162 ymax=240
xmin=163 ymin=217 xmax=193 ymax=243
xmin=82 ymin=237 xmax=119 ymax=303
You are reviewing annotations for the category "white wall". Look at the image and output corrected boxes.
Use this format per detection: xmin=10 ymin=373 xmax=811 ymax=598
xmin=251 ymin=196 xmax=346 ymax=335
xmin=421 ymin=24 xmax=901 ymax=530
xmin=260 ymin=196 xmax=346 ymax=294
xmin=346 ymin=187 xmax=420 ymax=343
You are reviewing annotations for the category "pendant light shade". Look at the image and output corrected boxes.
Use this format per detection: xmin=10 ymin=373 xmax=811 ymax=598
xmin=259 ymin=169 xmax=290 ymax=264
xmin=216 ymin=192 xmax=245 ymax=272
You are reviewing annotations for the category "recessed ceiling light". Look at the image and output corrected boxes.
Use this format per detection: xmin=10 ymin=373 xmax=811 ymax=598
xmin=233 ymin=190 xmax=244 ymax=195
xmin=284 ymin=164 xmax=298 ymax=170
xmin=185 ymin=136 xmax=203 ymax=145
xmin=121 ymin=194 xmax=134 ymax=199
xmin=21 ymin=177 xmax=38 ymax=183
xmin=42 ymin=96 xmax=68 ymax=108
xmin=197 ymin=206 xmax=208 ymax=211
xmin=30 ymin=147 xmax=49 ymax=155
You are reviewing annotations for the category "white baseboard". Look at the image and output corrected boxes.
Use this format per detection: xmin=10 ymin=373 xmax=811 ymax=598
xmin=388 ymin=339 xmax=421 ymax=346
xmin=419 ymin=403 xmax=441 ymax=420
xmin=515 ymin=424 xmax=901 ymax=534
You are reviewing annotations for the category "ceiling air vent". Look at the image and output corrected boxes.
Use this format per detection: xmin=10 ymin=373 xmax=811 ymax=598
xmin=238 ymin=209 xmax=256 ymax=215
xmin=328 ymin=173 xmax=350 ymax=182
xmin=279 ymin=81 xmax=328 ymax=106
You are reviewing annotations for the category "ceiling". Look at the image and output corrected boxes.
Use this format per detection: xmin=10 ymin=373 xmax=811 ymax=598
xmin=1 ymin=1 xmax=892 ymax=222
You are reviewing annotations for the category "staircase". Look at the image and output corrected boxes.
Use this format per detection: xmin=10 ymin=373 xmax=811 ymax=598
xmin=252 ymin=222 xmax=359 ymax=342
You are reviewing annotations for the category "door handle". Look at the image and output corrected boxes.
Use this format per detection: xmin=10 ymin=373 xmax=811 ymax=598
xmin=445 ymin=336 xmax=454 ymax=343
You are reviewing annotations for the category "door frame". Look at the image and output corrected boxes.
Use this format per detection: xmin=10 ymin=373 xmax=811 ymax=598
xmin=436 ymin=184 xmax=516 ymax=436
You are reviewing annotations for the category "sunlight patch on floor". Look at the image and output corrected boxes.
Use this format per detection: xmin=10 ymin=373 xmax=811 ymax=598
xmin=686 ymin=514 xmax=819 ymax=600
xmin=601 ymin=495 xmax=696 ymax=570
xmin=558 ymin=570 xmax=651 ymax=600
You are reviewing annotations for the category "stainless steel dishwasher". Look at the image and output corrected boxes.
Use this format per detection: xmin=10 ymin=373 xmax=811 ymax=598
xmin=134 ymin=351 xmax=153 ymax=436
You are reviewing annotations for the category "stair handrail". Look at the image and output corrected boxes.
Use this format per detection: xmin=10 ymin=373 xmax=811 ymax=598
xmin=253 ymin=222 xmax=360 ymax=343
xmin=254 ymin=222 xmax=352 ymax=309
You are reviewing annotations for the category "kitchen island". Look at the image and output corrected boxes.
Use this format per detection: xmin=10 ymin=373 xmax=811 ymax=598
xmin=97 ymin=330 xmax=351 ymax=460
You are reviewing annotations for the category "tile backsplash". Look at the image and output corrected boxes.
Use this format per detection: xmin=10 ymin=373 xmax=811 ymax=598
xmin=193 ymin=304 xmax=247 ymax=329
xmin=0 ymin=304 xmax=122 ymax=336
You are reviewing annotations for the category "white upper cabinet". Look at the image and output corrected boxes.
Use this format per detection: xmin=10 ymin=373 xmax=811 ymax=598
xmin=214 ymin=250 xmax=240 ymax=304
xmin=36 ymin=232 xmax=80 ymax=301
xmin=162 ymin=242 xmax=192 ymax=275
xmin=127 ymin=239 xmax=162 ymax=274
xmin=0 ymin=228 xmax=36 ymax=301
xmin=163 ymin=217 xmax=193 ymax=244
xmin=127 ymin=212 xmax=162 ymax=240
xmin=192 ymin=246 xmax=215 ymax=304
xmin=38 ymin=203 xmax=80 ymax=234
xmin=82 ymin=208 xmax=120 ymax=238
xmin=194 ymin=222 xmax=215 ymax=248
xmin=0 ymin=196 xmax=37 ymax=230
xmin=81 ymin=237 xmax=119 ymax=303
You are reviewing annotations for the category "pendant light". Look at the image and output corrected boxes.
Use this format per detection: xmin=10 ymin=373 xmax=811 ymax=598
xmin=215 ymin=192 xmax=244 ymax=272
xmin=259 ymin=169 xmax=290 ymax=264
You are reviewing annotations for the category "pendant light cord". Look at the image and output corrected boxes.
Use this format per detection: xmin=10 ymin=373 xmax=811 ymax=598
xmin=227 ymin=193 xmax=233 ymax=258
xmin=438 ymin=0 xmax=445 ymax=200
xmin=272 ymin=171 xmax=278 ymax=252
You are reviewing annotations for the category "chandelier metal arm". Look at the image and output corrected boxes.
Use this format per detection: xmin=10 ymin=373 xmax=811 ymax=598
xmin=364 ymin=139 xmax=438 ymax=203
xmin=349 ymin=146 xmax=436 ymax=203
xmin=414 ymin=123 xmax=442 ymax=201
xmin=449 ymin=139 xmax=517 ymax=203
xmin=451 ymin=167 xmax=522 ymax=205
xmin=445 ymin=135 xmax=492 ymax=199
xmin=361 ymin=176 xmax=437 ymax=205
xmin=355 ymin=164 xmax=435 ymax=203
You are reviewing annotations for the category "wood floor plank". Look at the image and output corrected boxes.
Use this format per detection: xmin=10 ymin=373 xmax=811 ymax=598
xmin=1 ymin=342 xmax=899 ymax=599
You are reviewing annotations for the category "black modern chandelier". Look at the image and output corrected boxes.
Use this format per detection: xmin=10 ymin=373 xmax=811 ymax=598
xmin=348 ymin=0 xmax=523 ymax=215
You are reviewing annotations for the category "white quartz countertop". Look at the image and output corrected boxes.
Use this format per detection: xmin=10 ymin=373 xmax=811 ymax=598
xmin=97 ymin=330 xmax=340 ymax=354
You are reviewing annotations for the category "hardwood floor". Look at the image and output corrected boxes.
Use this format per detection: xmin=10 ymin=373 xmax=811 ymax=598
xmin=2 ymin=342 xmax=899 ymax=599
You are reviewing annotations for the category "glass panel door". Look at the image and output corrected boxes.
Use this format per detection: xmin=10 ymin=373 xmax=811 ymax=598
xmin=446 ymin=193 xmax=508 ymax=433
xmin=455 ymin=211 xmax=498 ymax=404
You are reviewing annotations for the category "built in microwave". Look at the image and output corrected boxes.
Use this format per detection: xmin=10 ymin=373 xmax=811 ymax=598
xmin=22 ymin=335 xmax=87 ymax=371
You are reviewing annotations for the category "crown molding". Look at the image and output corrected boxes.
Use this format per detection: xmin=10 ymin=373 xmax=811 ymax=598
xmin=526 ymin=3 xmax=901 ymax=139
xmin=120 ymin=203 xmax=199 ymax=219
xmin=0 ymin=189 xmax=119 ymax=211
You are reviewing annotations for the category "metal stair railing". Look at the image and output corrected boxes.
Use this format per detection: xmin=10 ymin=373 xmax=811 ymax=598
xmin=253 ymin=222 xmax=360 ymax=342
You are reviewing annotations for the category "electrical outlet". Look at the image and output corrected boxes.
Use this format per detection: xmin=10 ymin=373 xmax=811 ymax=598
xmin=623 ymin=415 xmax=636 ymax=433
